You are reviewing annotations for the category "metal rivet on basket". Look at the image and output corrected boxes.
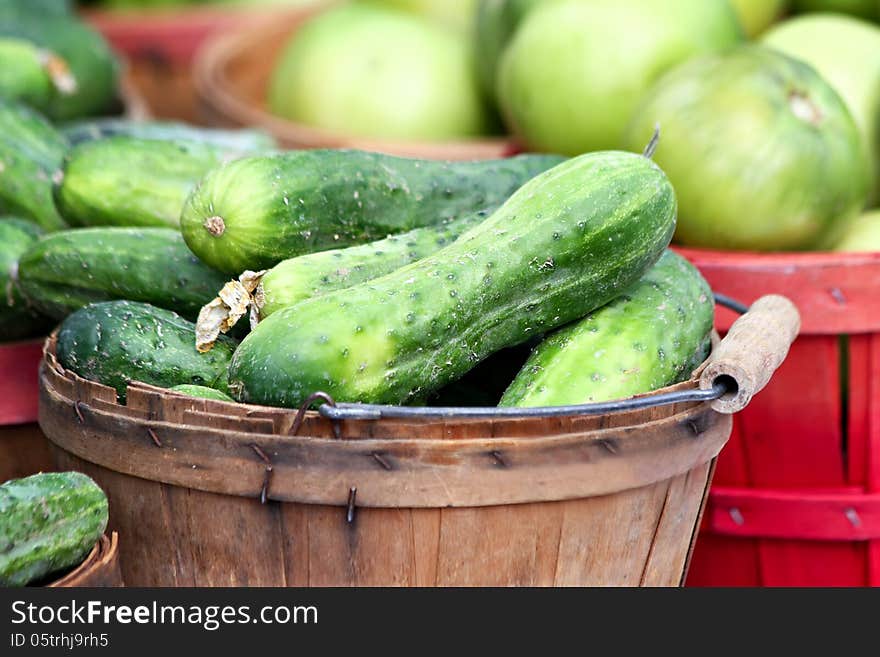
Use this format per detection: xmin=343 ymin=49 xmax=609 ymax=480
xmin=146 ymin=427 xmax=163 ymax=448
xmin=372 ymin=452 xmax=392 ymax=471
xmin=490 ymin=450 xmax=508 ymax=468
xmin=346 ymin=487 xmax=357 ymax=524
xmin=845 ymin=508 xmax=861 ymax=528
xmin=250 ymin=443 xmax=274 ymax=505
xmin=729 ymin=507 xmax=745 ymax=526
xmin=599 ymin=438 xmax=618 ymax=455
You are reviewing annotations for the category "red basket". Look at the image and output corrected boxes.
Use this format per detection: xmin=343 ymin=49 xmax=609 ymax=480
xmin=0 ymin=337 xmax=54 ymax=483
xmin=0 ymin=338 xmax=43 ymax=425
xmin=676 ymin=247 xmax=880 ymax=586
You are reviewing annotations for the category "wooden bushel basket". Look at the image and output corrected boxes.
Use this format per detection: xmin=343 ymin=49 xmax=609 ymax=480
xmin=38 ymin=296 xmax=798 ymax=587
xmin=192 ymin=7 xmax=522 ymax=160
xmin=45 ymin=533 xmax=124 ymax=588
xmin=0 ymin=339 xmax=54 ymax=483
xmin=676 ymin=248 xmax=880 ymax=587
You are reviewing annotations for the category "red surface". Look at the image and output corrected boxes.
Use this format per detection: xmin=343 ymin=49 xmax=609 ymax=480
xmin=679 ymin=246 xmax=880 ymax=586
xmin=0 ymin=338 xmax=45 ymax=426
xmin=82 ymin=7 xmax=260 ymax=64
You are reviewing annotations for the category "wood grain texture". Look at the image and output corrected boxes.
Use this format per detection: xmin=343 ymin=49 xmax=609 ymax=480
xmin=0 ymin=424 xmax=54 ymax=482
xmin=38 ymin=336 xmax=735 ymax=587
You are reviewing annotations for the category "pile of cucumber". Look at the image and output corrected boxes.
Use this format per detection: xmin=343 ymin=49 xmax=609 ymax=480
xmin=0 ymin=0 xmax=121 ymax=121
xmin=0 ymin=471 xmax=109 ymax=587
xmin=1 ymin=78 xmax=715 ymax=407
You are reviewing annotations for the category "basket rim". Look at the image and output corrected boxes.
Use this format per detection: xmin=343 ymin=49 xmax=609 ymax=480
xmin=38 ymin=334 xmax=731 ymax=508
xmin=45 ymin=532 xmax=120 ymax=588
xmin=191 ymin=6 xmax=522 ymax=158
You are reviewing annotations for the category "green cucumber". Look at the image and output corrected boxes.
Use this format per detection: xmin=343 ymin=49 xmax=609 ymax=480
xmin=57 ymin=300 xmax=238 ymax=402
xmin=0 ymin=471 xmax=108 ymax=587
xmin=0 ymin=100 xmax=68 ymax=231
xmin=0 ymin=0 xmax=73 ymax=19
xmin=0 ymin=14 xmax=120 ymax=121
xmin=0 ymin=38 xmax=55 ymax=113
xmin=499 ymin=250 xmax=713 ymax=407
xmin=168 ymin=384 xmax=235 ymax=402
xmin=227 ymin=150 xmax=676 ymax=407
xmin=55 ymin=137 xmax=244 ymax=229
xmin=181 ymin=149 xmax=566 ymax=273
xmin=17 ymin=227 xmax=231 ymax=321
xmin=196 ymin=209 xmax=492 ymax=351
xmin=256 ymin=209 xmax=491 ymax=320
xmin=0 ymin=216 xmax=53 ymax=341
xmin=61 ymin=118 xmax=278 ymax=152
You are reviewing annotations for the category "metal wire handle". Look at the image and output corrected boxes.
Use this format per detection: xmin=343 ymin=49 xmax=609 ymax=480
xmin=307 ymin=292 xmax=748 ymax=422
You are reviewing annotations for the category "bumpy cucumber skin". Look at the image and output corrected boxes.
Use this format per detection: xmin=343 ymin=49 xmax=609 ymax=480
xmin=0 ymin=101 xmax=67 ymax=231
xmin=0 ymin=471 xmax=108 ymax=587
xmin=258 ymin=210 xmax=490 ymax=319
xmin=169 ymin=384 xmax=235 ymax=402
xmin=499 ymin=250 xmax=713 ymax=407
xmin=0 ymin=216 xmax=52 ymax=341
xmin=55 ymin=137 xmax=236 ymax=229
xmin=56 ymin=300 xmax=237 ymax=401
xmin=61 ymin=118 xmax=278 ymax=152
xmin=228 ymin=150 xmax=676 ymax=408
xmin=0 ymin=14 xmax=119 ymax=121
xmin=17 ymin=227 xmax=231 ymax=321
xmin=181 ymin=150 xmax=566 ymax=273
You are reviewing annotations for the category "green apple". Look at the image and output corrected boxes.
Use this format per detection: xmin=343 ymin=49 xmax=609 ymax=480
xmin=473 ymin=0 xmax=543 ymax=103
xmin=624 ymin=46 xmax=870 ymax=251
xmin=834 ymin=209 xmax=880 ymax=251
xmin=496 ymin=0 xmax=743 ymax=155
xmin=729 ymin=0 xmax=788 ymax=37
xmin=268 ymin=3 xmax=489 ymax=141
xmin=764 ymin=14 xmax=880 ymax=203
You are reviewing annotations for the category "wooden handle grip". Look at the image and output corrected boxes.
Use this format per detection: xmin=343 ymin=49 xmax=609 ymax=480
xmin=699 ymin=294 xmax=800 ymax=414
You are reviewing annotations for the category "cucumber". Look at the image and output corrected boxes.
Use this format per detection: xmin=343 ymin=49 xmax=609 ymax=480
xmin=0 ymin=0 xmax=73 ymax=19
xmin=56 ymin=300 xmax=238 ymax=402
xmin=180 ymin=150 xmax=567 ymax=273
xmin=55 ymin=137 xmax=240 ymax=229
xmin=0 ymin=14 xmax=120 ymax=121
xmin=257 ymin=209 xmax=490 ymax=320
xmin=195 ymin=210 xmax=491 ymax=351
xmin=0 ymin=471 xmax=108 ymax=587
xmin=499 ymin=250 xmax=714 ymax=407
xmin=0 ymin=38 xmax=54 ymax=113
xmin=227 ymin=150 xmax=676 ymax=407
xmin=17 ymin=227 xmax=231 ymax=321
xmin=0 ymin=100 xmax=68 ymax=231
xmin=168 ymin=384 xmax=235 ymax=402
xmin=0 ymin=217 xmax=53 ymax=341
xmin=61 ymin=118 xmax=278 ymax=152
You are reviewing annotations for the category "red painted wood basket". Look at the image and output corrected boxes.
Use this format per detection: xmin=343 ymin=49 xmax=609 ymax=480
xmin=0 ymin=339 xmax=53 ymax=483
xmin=677 ymin=247 xmax=880 ymax=587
